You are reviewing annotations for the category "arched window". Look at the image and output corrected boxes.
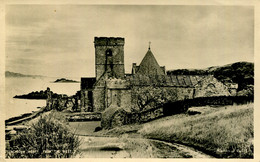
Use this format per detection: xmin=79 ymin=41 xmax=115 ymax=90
xmin=106 ymin=49 xmax=112 ymax=56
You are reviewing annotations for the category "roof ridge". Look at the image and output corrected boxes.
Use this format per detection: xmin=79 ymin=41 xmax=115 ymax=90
xmin=140 ymin=49 xmax=160 ymax=66
xmin=136 ymin=49 xmax=165 ymax=75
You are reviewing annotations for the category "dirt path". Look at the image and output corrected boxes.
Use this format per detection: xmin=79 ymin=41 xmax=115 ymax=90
xmin=70 ymin=121 xmax=214 ymax=158
xmin=149 ymin=139 xmax=213 ymax=158
xmin=77 ymin=136 xmax=214 ymax=158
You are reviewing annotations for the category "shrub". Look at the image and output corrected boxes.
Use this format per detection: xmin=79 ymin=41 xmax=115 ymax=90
xmin=6 ymin=113 xmax=81 ymax=158
xmin=132 ymin=86 xmax=178 ymax=111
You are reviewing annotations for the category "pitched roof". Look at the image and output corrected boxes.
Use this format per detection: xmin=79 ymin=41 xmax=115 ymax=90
xmin=126 ymin=75 xmax=209 ymax=87
xmin=136 ymin=49 xmax=165 ymax=75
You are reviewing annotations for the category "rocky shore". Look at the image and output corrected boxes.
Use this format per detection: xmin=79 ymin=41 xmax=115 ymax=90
xmin=5 ymin=107 xmax=46 ymax=126
xmin=13 ymin=90 xmax=63 ymax=99
xmin=5 ymin=107 xmax=47 ymax=145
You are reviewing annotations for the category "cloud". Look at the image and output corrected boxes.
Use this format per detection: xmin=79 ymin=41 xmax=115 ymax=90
xmin=5 ymin=5 xmax=254 ymax=77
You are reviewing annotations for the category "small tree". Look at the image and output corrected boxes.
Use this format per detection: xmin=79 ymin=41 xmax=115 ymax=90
xmin=6 ymin=113 xmax=81 ymax=158
xmin=132 ymin=86 xmax=178 ymax=111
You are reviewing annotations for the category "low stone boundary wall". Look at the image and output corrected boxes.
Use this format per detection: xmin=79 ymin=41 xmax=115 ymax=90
xmin=127 ymin=96 xmax=254 ymax=124
xmin=163 ymin=95 xmax=253 ymax=116
xmin=66 ymin=112 xmax=101 ymax=122
xmin=102 ymin=95 xmax=253 ymax=129
xmin=102 ymin=107 xmax=164 ymax=129
xmin=126 ymin=107 xmax=164 ymax=124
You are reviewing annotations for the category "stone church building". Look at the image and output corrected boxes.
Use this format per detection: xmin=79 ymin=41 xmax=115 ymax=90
xmin=80 ymin=37 xmax=234 ymax=112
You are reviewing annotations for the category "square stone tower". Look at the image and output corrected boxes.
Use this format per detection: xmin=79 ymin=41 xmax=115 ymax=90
xmin=94 ymin=37 xmax=125 ymax=80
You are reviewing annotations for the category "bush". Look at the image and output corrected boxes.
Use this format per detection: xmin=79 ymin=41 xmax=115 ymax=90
xmin=6 ymin=113 xmax=81 ymax=158
xmin=132 ymin=86 xmax=177 ymax=111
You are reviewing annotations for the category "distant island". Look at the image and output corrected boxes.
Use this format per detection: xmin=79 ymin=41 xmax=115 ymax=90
xmin=53 ymin=78 xmax=79 ymax=83
xmin=14 ymin=90 xmax=66 ymax=99
xmin=5 ymin=71 xmax=44 ymax=78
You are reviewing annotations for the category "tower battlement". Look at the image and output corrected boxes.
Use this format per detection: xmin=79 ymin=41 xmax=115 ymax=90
xmin=94 ymin=37 xmax=125 ymax=46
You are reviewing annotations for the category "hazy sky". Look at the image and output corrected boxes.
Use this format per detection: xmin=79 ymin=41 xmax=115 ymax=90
xmin=6 ymin=5 xmax=254 ymax=78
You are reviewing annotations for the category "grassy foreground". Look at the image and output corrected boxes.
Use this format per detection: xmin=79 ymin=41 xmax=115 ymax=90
xmin=139 ymin=104 xmax=253 ymax=158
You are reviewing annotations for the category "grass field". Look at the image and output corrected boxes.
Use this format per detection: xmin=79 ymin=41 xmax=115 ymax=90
xmin=68 ymin=121 xmax=101 ymax=136
xmin=139 ymin=104 xmax=253 ymax=158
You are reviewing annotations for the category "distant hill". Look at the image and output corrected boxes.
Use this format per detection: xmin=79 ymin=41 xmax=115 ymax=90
xmin=5 ymin=71 xmax=44 ymax=78
xmin=167 ymin=62 xmax=254 ymax=91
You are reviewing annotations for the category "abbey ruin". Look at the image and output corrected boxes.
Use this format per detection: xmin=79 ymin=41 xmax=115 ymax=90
xmin=79 ymin=37 xmax=236 ymax=113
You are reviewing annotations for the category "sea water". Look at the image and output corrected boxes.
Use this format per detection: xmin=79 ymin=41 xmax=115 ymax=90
xmin=5 ymin=77 xmax=80 ymax=120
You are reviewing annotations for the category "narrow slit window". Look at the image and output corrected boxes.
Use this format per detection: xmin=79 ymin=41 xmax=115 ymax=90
xmin=106 ymin=49 xmax=112 ymax=56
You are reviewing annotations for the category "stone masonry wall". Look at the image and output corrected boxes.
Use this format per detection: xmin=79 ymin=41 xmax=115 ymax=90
xmin=81 ymin=90 xmax=94 ymax=112
xmin=95 ymin=37 xmax=125 ymax=80
xmin=173 ymin=87 xmax=194 ymax=100
xmin=106 ymin=78 xmax=131 ymax=111
xmin=107 ymin=89 xmax=131 ymax=109
xmin=194 ymin=75 xmax=230 ymax=98
xmin=130 ymin=86 xmax=194 ymax=111
xmin=93 ymin=87 xmax=105 ymax=112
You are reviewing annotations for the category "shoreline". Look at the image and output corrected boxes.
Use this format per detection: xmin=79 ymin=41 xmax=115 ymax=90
xmin=5 ymin=107 xmax=46 ymax=126
xmin=12 ymin=97 xmax=46 ymax=100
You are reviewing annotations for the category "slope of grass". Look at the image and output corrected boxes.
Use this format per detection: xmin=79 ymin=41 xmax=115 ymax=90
xmin=139 ymin=104 xmax=253 ymax=158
